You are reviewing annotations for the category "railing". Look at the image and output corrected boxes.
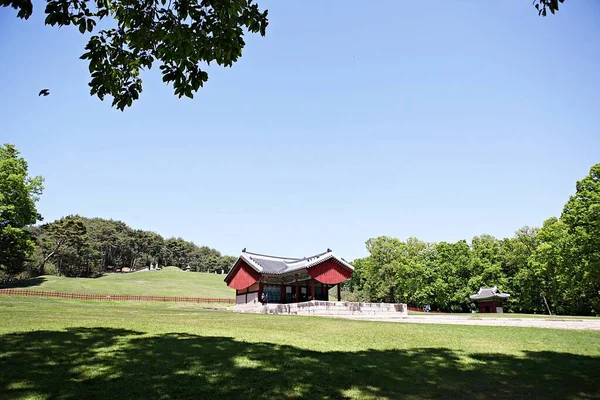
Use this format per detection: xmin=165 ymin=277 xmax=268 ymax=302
xmin=407 ymin=306 xmax=446 ymax=314
xmin=0 ymin=289 xmax=235 ymax=304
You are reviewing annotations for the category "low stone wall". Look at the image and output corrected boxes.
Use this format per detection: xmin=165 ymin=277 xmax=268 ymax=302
xmin=233 ymin=300 xmax=408 ymax=318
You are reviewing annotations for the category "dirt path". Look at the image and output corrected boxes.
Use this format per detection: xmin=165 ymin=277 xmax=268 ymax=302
xmin=344 ymin=314 xmax=600 ymax=330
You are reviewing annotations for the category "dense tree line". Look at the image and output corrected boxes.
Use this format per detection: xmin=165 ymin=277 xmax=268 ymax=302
xmin=344 ymin=164 xmax=600 ymax=316
xmin=0 ymin=144 xmax=44 ymax=280
xmin=25 ymin=216 xmax=236 ymax=277
xmin=2 ymin=143 xmax=598 ymax=315
xmin=0 ymin=144 xmax=235 ymax=281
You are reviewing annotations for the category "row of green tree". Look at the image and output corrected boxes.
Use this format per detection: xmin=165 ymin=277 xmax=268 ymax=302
xmin=0 ymin=144 xmax=235 ymax=281
xmin=2 ymin=143 xmax=598 ymax=315
xmin=28 ymin=216 xmax=236 ymax=277
xmin=344 ymin=164 xmax=600 ymax=316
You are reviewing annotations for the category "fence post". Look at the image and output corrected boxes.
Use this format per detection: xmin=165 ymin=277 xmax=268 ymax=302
xmin=0 ymin=290 xmax=234 ymax=305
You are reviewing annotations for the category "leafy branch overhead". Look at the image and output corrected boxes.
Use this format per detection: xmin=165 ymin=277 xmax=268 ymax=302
xmin=533 ymin=0 xmax=565 ymax=16
xmin=2 ymin=0 xmax=268 ymax=110
xmin=2 ymin=1 xmax=563 ymax=110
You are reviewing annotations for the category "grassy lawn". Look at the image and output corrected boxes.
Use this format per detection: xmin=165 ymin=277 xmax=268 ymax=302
xmin=1 ymin=296 xmax=599 ymax=399
xmin=0 ymin=267 xmax=234 ymax=298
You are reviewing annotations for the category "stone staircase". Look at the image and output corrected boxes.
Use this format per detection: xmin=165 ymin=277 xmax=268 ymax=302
xmin=232 ymin=300 xmax=408 ymax=319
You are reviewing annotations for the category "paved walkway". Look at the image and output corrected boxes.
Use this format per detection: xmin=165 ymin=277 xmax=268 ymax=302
xmin=341 ymin=314 xmax=600 ymax=331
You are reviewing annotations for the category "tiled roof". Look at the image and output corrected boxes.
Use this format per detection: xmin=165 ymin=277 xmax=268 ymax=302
xmin=469 ymin=286 xmax=510 ymax=301
xmin=230 ymin=249 xmax=354 ymax=276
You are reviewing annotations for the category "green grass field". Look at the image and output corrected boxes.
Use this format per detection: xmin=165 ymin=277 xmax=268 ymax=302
xmin=1 ymin=296 xmax=599 ymax=400
xmin=0 ymin=267 xmax=234 ymax=298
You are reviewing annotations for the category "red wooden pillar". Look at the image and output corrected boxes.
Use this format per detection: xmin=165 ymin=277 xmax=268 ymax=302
xmin=295 ymin=280 xmax=300 ymax=303
xmin=258 ymin=282 xmax=263 ymax=304
xmin=280 ymin=285 xmax=286 ymax=304
xmin=311 ymin=278 xmax=315 ymax=301
xmin=337 ymin=284 xmax=341 ymax=301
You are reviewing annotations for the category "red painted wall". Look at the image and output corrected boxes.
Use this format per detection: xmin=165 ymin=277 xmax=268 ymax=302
xmin=225 ymin=260 xmax=260 ymax=290
xmin=235 ymin=282 xmax=260 ymax=295
xmin=307 ymin=259 xmax=353 ymax=285
xmin=477 ymin=301 xmax=500 ymax=313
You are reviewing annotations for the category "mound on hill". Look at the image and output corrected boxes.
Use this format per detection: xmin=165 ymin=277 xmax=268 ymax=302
xmin=159 ymin=266 xmax=185 ymax=272
xmin=1 ymin=269 xmax=234 ymax=298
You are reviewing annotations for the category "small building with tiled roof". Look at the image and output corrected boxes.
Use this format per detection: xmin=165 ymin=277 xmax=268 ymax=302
xmin=470 ymin=286 xmax=510 ymax=313
xmin=225 ymin=249 xmax=354 ymax=305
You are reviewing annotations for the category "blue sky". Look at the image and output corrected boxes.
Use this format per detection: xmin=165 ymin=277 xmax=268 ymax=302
xmin=1 ymin=0 xmax=599 ymax=260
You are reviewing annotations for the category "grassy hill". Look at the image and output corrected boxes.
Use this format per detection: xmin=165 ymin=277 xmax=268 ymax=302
xmin=1 ymin=267 xmax=234 ymax=298
xmin=1 ymin=296 xmax=600 ymax=399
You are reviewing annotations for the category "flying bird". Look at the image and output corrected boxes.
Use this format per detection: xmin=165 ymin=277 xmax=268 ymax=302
xmin=38 ymin=89 xmax=50 ymax=96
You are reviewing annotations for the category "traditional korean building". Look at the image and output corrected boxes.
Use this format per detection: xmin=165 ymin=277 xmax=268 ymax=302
xmin=469 ymin=286 xmax=510 ymax=313
xmin=224 ymin=249 xmax=354 ymax=305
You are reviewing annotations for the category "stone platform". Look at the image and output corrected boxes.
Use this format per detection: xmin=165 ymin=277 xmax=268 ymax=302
xmin=232 ymin=300 xmax=408 ymax=318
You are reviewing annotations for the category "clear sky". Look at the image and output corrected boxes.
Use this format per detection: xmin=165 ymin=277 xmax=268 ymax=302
xmin=1 ymin=0 xmax=599 ymax=260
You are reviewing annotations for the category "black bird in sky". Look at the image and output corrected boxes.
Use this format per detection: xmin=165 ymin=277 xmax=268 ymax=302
xmin=38 ymin=89 xmax=50 ymax=96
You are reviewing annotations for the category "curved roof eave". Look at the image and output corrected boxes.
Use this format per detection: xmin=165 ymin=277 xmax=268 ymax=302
xmin=225 ymin=249 xmax=354 ymax=280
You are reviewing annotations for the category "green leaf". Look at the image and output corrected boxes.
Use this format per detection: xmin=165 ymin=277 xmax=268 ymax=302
xmin=7 ymin=0 xmax=270 ymax=109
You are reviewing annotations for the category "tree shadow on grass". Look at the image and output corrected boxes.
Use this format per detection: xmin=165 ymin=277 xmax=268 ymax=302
xmin=0 ymin=277 xmax=46 ymax=289
xmin=0 ymin=328 xmax=598 ymax=399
